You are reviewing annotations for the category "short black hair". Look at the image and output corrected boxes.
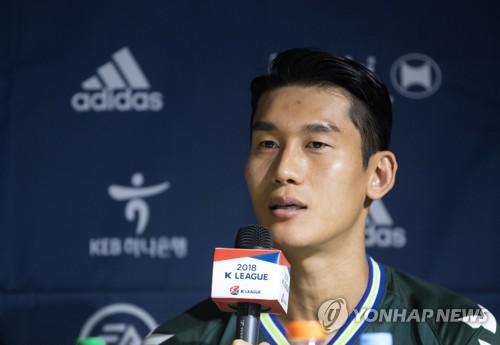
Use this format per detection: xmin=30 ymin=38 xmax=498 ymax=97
xmin=250 ymin=48 xmax=392 ymax=168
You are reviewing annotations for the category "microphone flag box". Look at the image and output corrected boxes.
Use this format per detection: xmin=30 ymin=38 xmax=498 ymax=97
xmin=211 ymin=248 xmax=290 ymax=314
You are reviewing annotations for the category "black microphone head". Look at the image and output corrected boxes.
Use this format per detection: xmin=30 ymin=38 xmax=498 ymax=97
xmin=235 ymin=224 xmax=273 ymax=249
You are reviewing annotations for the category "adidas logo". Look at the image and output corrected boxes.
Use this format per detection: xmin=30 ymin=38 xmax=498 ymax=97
xmin=365 ymin=200 xmax=407 ymax=248
xmin=71 ymin=47 xmax=164 ymax=112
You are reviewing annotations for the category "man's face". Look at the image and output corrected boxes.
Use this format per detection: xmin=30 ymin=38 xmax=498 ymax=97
xmin=245 ymin=85 xmax=371 ymax=253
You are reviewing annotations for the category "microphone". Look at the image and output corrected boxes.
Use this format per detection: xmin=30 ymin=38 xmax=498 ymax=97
xmin=234 ymin=225 xmax=273 ymax=344
xmin=211 ymin=224 xmax=290 ymax=345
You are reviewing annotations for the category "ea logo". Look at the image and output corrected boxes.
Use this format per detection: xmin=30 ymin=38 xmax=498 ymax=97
xmin=79 ymin=303 xmax=157 ymax=345
xmin=317 ymin=298 xmax=349 ymax=333
xmin=390 ymin=53 xmax=442 ymax=99
xmin=230 ymin=285 xmax=240 ymax=295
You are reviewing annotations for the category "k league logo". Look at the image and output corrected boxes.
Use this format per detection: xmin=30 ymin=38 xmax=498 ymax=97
xmin=230 ymin=285 xmax=240 ymax=295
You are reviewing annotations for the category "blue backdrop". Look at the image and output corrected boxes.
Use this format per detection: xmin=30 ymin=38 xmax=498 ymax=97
xmin=1 ymin=1 xmax=499 ymax=344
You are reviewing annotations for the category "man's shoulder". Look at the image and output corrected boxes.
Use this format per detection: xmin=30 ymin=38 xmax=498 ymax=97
xmin=380 ymin=265 xmax=499 ymax=345
xmin=384 ymin=265 xmax=477 ymax=310
xmin=143 ymin=298 xmax=234 ymax=345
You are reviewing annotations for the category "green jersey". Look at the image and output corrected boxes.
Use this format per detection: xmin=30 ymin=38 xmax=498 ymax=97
xmin=143 ymin=256 xmax=499 ymax=345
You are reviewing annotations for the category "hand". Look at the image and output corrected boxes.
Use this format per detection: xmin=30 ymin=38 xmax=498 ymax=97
xmin=231 ymin=340 xmax=270 ymax=345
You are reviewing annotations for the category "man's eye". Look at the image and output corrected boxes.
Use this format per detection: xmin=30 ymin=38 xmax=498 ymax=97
xmin=307 ymin=141 xmax=328 ymax=149
xmin=259 ymin=141 xmax=277 ymax=149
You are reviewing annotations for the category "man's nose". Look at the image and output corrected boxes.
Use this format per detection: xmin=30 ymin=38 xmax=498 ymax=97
xmin=272 ymin=145 xmax=305 ymax=185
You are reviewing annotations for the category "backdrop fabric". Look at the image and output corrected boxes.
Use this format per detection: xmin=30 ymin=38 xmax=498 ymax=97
xmin=1 ymin=1 xmax=499 ymax=344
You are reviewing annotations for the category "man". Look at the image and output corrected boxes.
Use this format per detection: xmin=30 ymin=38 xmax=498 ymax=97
xmin=143 ymin=48 xmax=499 ymax=344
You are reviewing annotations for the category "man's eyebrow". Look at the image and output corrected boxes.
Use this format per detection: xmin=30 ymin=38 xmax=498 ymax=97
xmin=251 ymin=121 xmax=277 ymax=131
xmin=301 ymin=122 xmax=341 ymax=133
xmin=251 ymin=121 xmax=341 ymax=133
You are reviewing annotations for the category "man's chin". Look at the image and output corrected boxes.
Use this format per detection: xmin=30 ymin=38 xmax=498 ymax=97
xmin=272 ymin=237 xmax=319 ymax=255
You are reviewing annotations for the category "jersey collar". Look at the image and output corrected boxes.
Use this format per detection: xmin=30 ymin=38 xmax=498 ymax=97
xmin=260 ymin=255 xmax=386 ymax=345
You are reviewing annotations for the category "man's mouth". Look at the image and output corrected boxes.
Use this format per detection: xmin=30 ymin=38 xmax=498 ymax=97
xmin=270 ymin=204 xmax=305 ymax=210
xmin=269 ymin=197 xmax=307 ymax=218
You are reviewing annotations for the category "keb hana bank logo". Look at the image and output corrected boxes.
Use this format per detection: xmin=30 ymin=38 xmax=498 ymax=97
xmin=108 ymin=172 xmax=170 ymax=236
xmin=88 ymin=172 xmax=188 ymax=259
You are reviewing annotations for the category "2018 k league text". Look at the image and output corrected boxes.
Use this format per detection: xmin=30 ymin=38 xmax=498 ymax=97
xmin=224 ymin=264 xmax=269 ymax=281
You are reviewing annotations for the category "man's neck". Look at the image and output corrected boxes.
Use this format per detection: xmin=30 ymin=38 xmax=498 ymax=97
xmin=278 ymin=242 xmax=369 ymax=324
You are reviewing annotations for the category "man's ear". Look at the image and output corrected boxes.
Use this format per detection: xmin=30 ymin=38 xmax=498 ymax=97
xmin=366 ymin=151 xmax=398 ymax=200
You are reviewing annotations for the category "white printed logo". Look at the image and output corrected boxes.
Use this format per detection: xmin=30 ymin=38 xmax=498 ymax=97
xmin=108 ymin=172 xmax=170 ymax=236
xmin=365 ymin=200 xmax=406 ymax=248
xmin=142 ymin=334 xmax=175 ymax=345
xmin=268 ymin=52 xmax=441 ymax=102
xmin=461 ymin=305 xmax=497 ymax=345
xmin=71 ymin=47 xmax=164 ymax=112
xmin=89 ymin=172 xmax=188 ymax=259
xmin=79 ymin=303 xmax=157 ymax=345
xmin=390 ymin=53 xmax=442 ymax=99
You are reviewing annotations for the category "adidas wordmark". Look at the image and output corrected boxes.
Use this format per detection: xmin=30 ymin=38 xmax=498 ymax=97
xmin=365 ymin=200 xmax=407 ymax=248
xmin=71 ymin=47 xmax=164 ymax=112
